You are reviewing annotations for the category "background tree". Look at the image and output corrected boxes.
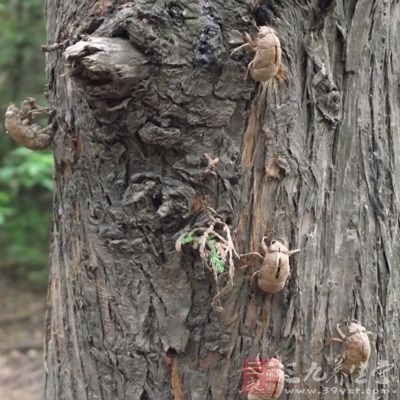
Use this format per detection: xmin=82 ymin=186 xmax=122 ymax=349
xmin=44 ymin=0 xmax=400 ymax=399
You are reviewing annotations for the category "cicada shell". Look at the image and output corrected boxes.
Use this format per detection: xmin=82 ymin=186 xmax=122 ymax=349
xmin=248 ymin=27 xmax=283 ymax=84
xmin=231 ymin=26 xmax=286 ymax=89
xmin=241 ymin=238 xmax=300 ymax=294
xmin=258 ymin=240 xmax=292 ymax=293
xmin=334 ymin=321 xmax=372 ymax=375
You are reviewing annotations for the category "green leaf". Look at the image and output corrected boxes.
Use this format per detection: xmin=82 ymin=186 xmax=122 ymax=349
xmin=180 ymin=233 xmax=195 ymax=244
xmin=0 ymin=191 xmax=11 ymax=203
xmin=0 ymin=166 xmax=15 ymax=181
xmin=207 ymin=237 xmax=225 ymax=274
xmin=0 ymin=205 xmax=14 ymax=224
xmin=40 ymin=177 xmax=54 ymax=191
xmin=0 ymin=147 xmax=53 ymax=191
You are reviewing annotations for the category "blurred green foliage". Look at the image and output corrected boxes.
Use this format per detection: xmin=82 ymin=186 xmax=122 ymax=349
xmin=0 ymin=0 xmax=45 ymax=112
xmin=0 ymin=0 xmax=52 ymax=288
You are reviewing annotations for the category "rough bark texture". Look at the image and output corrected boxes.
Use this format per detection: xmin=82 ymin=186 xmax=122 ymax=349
xmin=44 ymin=0 xmax=400 ymax=399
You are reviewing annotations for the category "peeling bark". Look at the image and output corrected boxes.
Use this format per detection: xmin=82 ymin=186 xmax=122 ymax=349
xmin=44 ymin=1 xmax=400 ymax=399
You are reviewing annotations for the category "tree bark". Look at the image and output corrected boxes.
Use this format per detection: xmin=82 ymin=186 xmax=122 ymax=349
xmin=44 ymin=0 xmax=400 ymax=399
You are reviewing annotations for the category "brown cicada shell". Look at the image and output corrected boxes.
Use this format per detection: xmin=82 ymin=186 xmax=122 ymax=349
xmin=4 ymin=97 xmax=53 ymax=150
xmin=231 ymin=26 xmax=287 ymax=96
xmin=332 ymin=320 xmax=373 ymax=375
xmin=241 ymin=238 xmax=300 ymax=294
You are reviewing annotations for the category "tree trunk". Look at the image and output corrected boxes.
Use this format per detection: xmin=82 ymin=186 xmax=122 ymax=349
xmin=44 ymin=0 xmax=400 ymax=399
